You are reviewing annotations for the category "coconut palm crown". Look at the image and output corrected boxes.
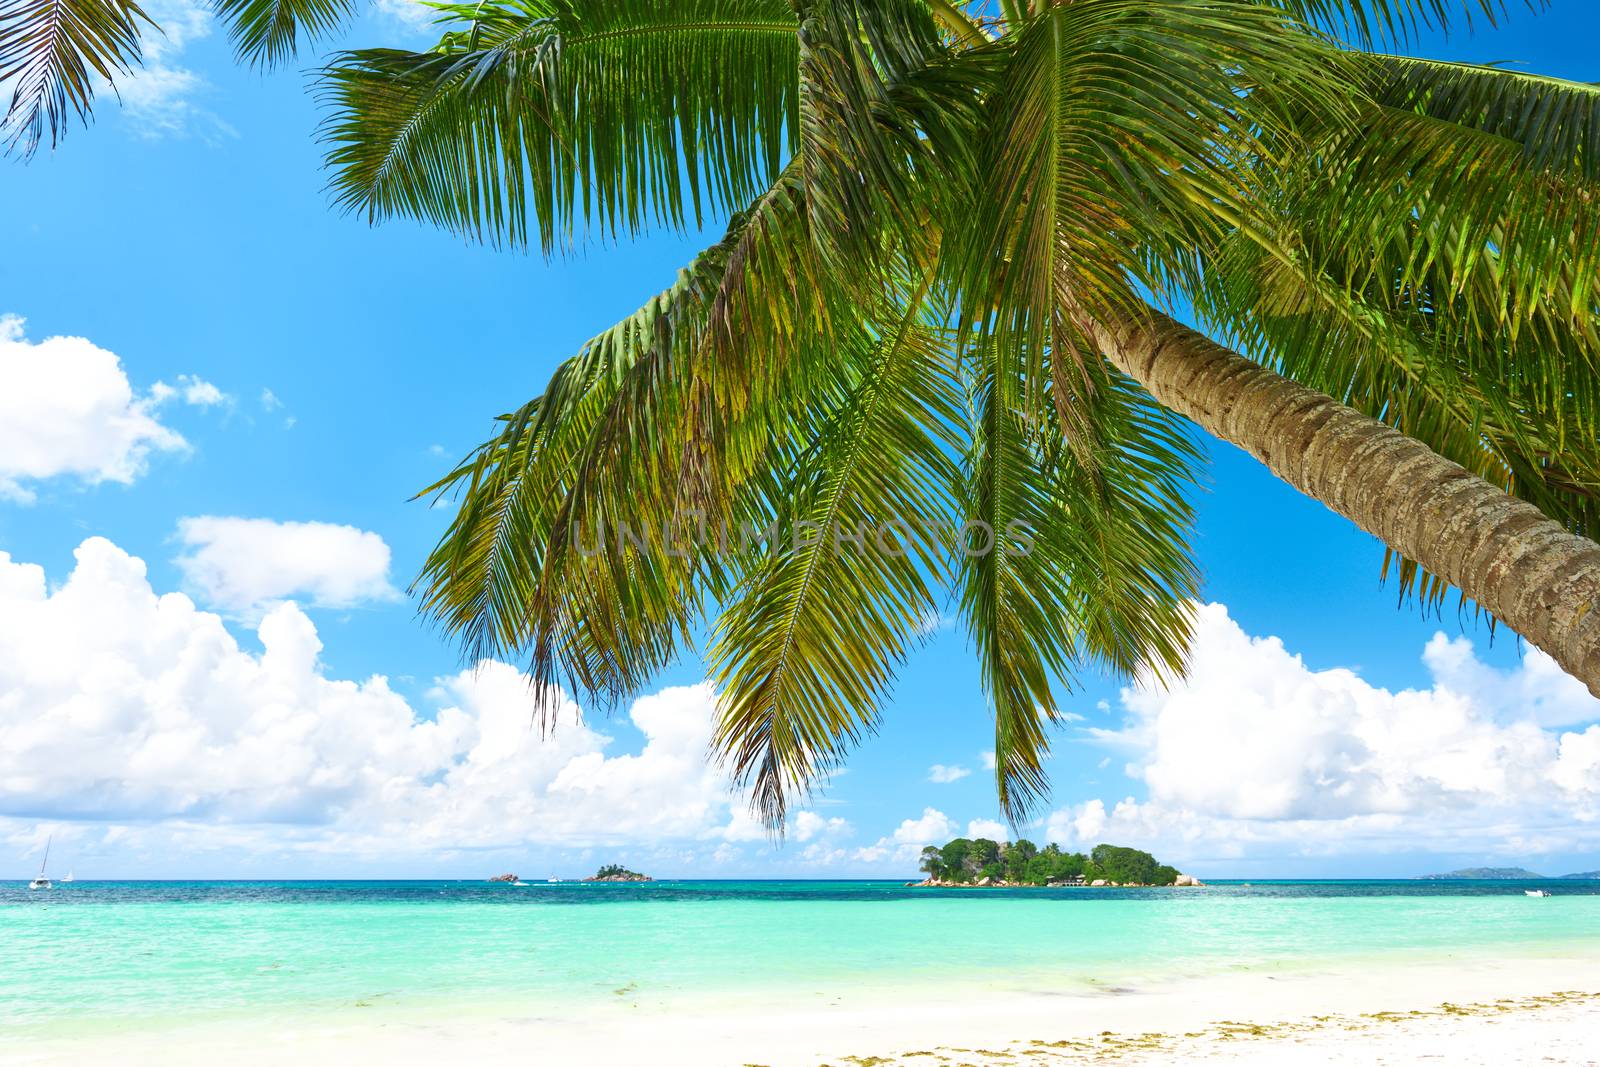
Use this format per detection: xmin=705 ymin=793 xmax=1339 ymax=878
xmin=25 ymin=0 xmax=1598 ymax=827
xmin=314 ymin=0 xmax=1600 ymax=828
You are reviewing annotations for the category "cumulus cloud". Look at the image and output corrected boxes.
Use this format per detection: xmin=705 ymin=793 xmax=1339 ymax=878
xmin=0 ymin=538 xmax=748 ymax=860
xmin=0 ymin=314 xmax=205 ymax=502
xmin=852 ymin=807 xmax=956 ymax=863
xmin=717 ymin=807 xmax=850 ymax=845
xmin=151 ymin=374 xmax=229 ymax=408
xmin=966 ymin=818 xmax=1008 ymax=841
xmin=373 ymin=0 xmax=439 ymax=28
xmin=1045 ymin=603 xmax=1600 ymax=865
xmin=792 ymin=811 xmax=851 ymax=842
xmin=174 ymin=516 xmax=401 ymax=614
xmin=927 ymin=763 xmax=970 ymax=784
xmin=116 ymin=0 xmax=235 ymax=141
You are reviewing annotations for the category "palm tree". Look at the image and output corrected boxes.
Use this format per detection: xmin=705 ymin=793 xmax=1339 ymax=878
xmin=20 ymin=0 xmax=1600 ymax=823
xmin=319 ymin=0 xmax=1600 ymax=825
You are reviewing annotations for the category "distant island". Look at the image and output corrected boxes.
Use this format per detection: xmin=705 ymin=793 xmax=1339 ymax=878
xmin=486 ymin=873 xmax=521 ymax=883
xmin=584 ymin=864 xmax=652 ymax=883
xmin=1416 ymin=867 xmax=1545 ymax=880
xmin=914 ymin=839 xmax=1200 ymax=887
xmin=1417 ymin=866 xmax=1600 ymax=879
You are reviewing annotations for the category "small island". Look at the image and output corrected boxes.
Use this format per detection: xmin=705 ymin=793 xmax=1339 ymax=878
xmin=486 ymin=873 xmax=520 ymax=883
xmin=913 ymin=839 xmax=1200 ymax=887
xmin=583 ymin=864 xmax=653 ymax=883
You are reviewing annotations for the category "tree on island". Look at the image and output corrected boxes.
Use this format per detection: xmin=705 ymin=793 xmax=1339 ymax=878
xmin=586 ymin=864 xmax=652 ymax=882
xmin=1003 ymin=840 xmax=1038 ymax=884
xmin=1090 ymin=845 xmax=1180 ymax=887
xmin=919 ymin=839 xmax=1183 ymax=886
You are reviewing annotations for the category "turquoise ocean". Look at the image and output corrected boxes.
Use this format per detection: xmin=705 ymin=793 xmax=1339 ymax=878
xmin=4 ymin=879 xmax=1598 ymax=1041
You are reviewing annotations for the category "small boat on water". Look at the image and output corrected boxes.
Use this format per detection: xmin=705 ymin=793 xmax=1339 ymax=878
xmin=1525 ymin=889 xmax=1552 ymax=897
xmin=511 ymin=880 xmax=530 ymax=887
xmin=28 ymin=836 xmax=52 ymax=890
xmin=62 ymin=870 xmax=75 ymax=884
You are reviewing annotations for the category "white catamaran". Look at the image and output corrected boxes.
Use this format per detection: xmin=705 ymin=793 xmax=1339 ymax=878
xmin=28 ymin=836 xmax=52 ymax=890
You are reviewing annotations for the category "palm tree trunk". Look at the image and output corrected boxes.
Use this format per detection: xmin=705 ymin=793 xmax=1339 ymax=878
xmin=1089 ymin=307 xmax=1600 ymax=697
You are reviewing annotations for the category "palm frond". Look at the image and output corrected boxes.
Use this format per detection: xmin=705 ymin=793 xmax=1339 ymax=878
xmin=1196 ymin=215 xmax=1600 ymax=614
xmin=958 ymin=338 xmax=1201 ymax=823
xmin=1363 ymin=54 xmax=1600 ymax=182
xmin=951 ymin=0 xmax=1364 ymax=456
xmin=1246 ymin=96 xmax=1600 ymax=451
xmin=0 ymin=0 xmax=149 ymax=157
xmin=1266 ymin=0 xmax=1530 ymax=48
xmin=791 ymin=0 xmax=948 ymax=274
xmin=1199 ymin=66 xmax=1600 ymax=611
xmin=709 ymin=271 xmax=962 ymax=827
xmin=320 ymin=0 xmax=800 ymax=250
xmin=416 ymin=163 xmax=831 ymax=706
xmin=214 ymin=0 xmax=358 ymax=68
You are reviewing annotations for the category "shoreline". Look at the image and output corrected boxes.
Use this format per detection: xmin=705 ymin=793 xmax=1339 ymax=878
xmin=5 ymin=949 xmax=1596 ymax=1065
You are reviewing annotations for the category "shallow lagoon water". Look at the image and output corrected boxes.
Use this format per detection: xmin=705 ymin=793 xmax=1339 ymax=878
xmin=5 ymin=879 xmax=1598 ymax=1039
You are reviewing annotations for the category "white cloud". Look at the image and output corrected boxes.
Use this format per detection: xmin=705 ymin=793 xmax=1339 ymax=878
xmin=792 ymin=810 xmax=851 ymax=842
xmin=116 ymin=0 xmax=236 ymax=141
xmin=927 ymin=763 xmax=970 ymax=784
xmin=979 ymin=750 xmax=996 ymax=771
xmin=0 ymin=538 xmax=748 ymax=859
xmin=374 ymin=0 xmax=439 ymax=30
xmin=12 ymin=552 xmax=1600 ymax=877
xmin=966 ymin=818 xmax=1008 ymax=841
xmin=174 ymin=517 xmax=401 ymax=614
xmin=716 ymin=807 xmax=849 ymax=844
xmin=1045 ymin=603 xmax=1600 ymax=865
xmin=150 ymin=374 xmax=229 ymax=408
xmin=893 ymin=808 xmax=956 ymax=844
xmin=0 ymin=315 xmax=196 ymax=502
xmin=852 ymin=807 xmax=955 ymax=863
xmin=1418 ymin=630 xmax=1600 ymax=728
xmin=256 ymin=388 xmax=297 ymax=429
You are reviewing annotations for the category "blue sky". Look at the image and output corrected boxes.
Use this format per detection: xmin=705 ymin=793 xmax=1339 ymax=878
xmin=3 ymin=1 xmax=1600 ymax=880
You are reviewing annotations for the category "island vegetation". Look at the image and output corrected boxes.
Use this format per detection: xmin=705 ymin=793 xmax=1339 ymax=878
xmin=915 ymin=839 xmax=1196 ymax=887
xmin=584 ymin=864 xmax=652 ymax=883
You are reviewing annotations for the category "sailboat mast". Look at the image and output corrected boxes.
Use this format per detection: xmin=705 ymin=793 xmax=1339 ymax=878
xmin=39 ymin=835 xmax=50 ymax=877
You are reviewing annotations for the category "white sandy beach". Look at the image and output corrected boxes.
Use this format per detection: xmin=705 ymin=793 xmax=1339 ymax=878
xmin=6 ymin=952 xmax=1597 ymax=1065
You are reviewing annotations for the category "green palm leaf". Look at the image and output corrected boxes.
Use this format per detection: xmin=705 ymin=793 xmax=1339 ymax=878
xmin=1363 ymin=55 xmax=1600 ymax=181
xmin=0 ymin=0 xmax=149 ymax=156
xmin=388 ymin=0 xmax=1600 ymax=817
xmin=710 ymin=270 xmax=962 ymax=826
xmin=214 ymin=0 xmax=358 ymax=68
xmin=1268 ymin=0 xmax=1529 ymax=47
xmin=959 ymin=339 xmax=1200 ymax=822
xmin=416 ymin=162 xmax=832 ymax=705
xmin=951 ymin=0 xmax=1364 ymax=454
xmin=320 ymin=0 xmax=801 ymax=249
